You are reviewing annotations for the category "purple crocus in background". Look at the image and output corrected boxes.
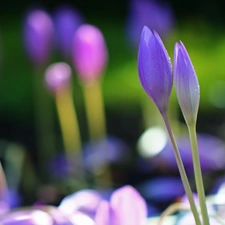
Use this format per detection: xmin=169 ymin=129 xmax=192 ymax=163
xmin=23 ymin=9 xmax=54 ymax=67
xmin=174 ymin=41 xmax=200 ymax=125
xmin=95 ymin=185 xmax=147 ymax=225
xmin=127 ymin=0 xmax=174 ymax=48
xmin=72 ymin=24 xmax=108 ymax=84
xmin=145 ymin=133 xmax=225 ymax=174
xmin=53 ymin=5 xmax=83 ymax=59
xmin=45 ymin=62 xmax=71 ymax=93
xmin=138 ymin=26 xmax=173 ymax=114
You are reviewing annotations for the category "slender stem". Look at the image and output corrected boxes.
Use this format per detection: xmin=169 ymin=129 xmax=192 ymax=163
xmin=188 ymin=124 xmax=210 ymax=225
xmin=82 ymin=80 xmax=112 ymax=187
xmin=55 ymin=86 xmax=82 ymax=156
xmin=158 ymin=203 xmax=190 ymax=225
xmin=82 ymin=81 xmax=106 ymax=141
xmin=162 ymin=113 xmax=201 ymax=225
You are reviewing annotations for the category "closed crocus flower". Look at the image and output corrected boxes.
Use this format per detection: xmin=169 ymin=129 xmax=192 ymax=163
xmin=23 ymin=9 xmax=54 ymax=66
xmin=54 ymin=5 xmax=83 ymax=58
xmin=72 ymin=24 xmax=108 ymax=84
xmin=138 ymin=26 xmax=173 ymax=114
xmin=174 ymin=41 xmax=200 ymax=125
xmin=45 ymin=62 xmax=71 ymax=93
xmin=95 ymin=185 xmax=147 ymax=225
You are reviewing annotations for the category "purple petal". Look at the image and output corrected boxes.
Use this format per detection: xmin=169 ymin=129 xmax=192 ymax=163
xmin=0 ymin=209 xmax=53 ymax=225
xmin=95 ymin=200 xmax=110 ymax=225
xmin=58 ymin=189 xmax=103 ymax=218
xmin=110 ymin=185 xmax=147 ymax=225
xmin=72 ymin=24 xmax=108 ymax=84
xmin=69 ymin=211 xmax=95 ymax=225
xmin=23 ymin=9 xmax=54 ymax=66
xmin=45 ymin=62 xmax=71 ymax=93
xmin=53 ymin=5 xmax=83 ymax=58
xmin=138 ymin=26 xmax=173 ymax=114
xmin=174 ymin=41 xmax=200 ymax=124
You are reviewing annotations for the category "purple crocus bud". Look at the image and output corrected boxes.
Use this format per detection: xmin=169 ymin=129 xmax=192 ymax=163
xmin=110 ymin=185 xmax=147 ymax=225
xmin=138 ymin=26 xmax=173 ymax=114
xmin=95 ymin=201 xmax=110 ymax=225
xmin=53 ymin=5 xmax=83 ymax=58
xmin=94 ymin=186 xmax=147 ymax=225
xmin=45 ymin=62 xmax=71 ymax=93
xmin=23 ymin=9 xmax=54 ymax=66
xmin=72 ymin=24 xmax=108 ymax=84
xmin=0 ymin=209 xmax=53 ymax=225
xmin=174 ymin=41 xmax=200 ymax=125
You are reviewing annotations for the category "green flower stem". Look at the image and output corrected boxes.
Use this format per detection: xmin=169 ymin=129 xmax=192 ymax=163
xmin=162 ymin=113 xmax=202 ymax=225
xmin=188 ymin=123 xmax=210 ymax=225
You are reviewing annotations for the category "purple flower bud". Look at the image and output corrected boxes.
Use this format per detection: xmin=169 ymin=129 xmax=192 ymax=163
xmin=95 ymin=200 xmax=110 ymax=225
xmin=138 ymin=26 xmax=173 ymax=114
xmin=53 ymin=5 xmax=83 ymax=58
xmin=23 ymin=9 xmax=54 ymax=66
xmin=110 ymin=185 xmax=147 ymax=225
xmin=174 ymin=41 xmax=200 ymax=125
xmin=72 ymin=24 xmax=108 ymax=84
xmin=94 ymin=186 xmax=147 ymax=225
xmin=45 ymin=62 xmax=71 ymax=93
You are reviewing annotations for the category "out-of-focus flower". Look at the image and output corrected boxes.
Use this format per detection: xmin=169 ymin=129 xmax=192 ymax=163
xmin=95 ymin=185 xmax=147 ymax=225
xmin=23 ymin=9 xmax=54 ymax=66
xmin=45 ymin=62 xmax=71 ymax=93
xmin=58 ymin=189 xmax=103 ymax=218
xmin=0 ymin=208 xmax=54 ymax=225
xmin=174 ymin=41 xmax=200 ymax=125
xmin=127 ymin=0 xmax=174 ymax=48
xmin=138 ymin=26 xmax=173 ymax=114
xmin=147 ymin=134 xmax=225 ymax=174
xmin=53 ymin=5 xmax=83 ymax=58
xmin=83 ymin=136 xmax=129 ymax=173
xmin=138 ymin=177 xmax=184 ymax=203
xmin=72 ymin=24 xmax=108 ymax=84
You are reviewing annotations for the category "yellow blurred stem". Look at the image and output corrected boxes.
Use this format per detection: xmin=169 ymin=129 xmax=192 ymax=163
xmin=82 ymin=80 xmax=113 ymax=188
xmin=82 ymin=81 xmax=106 ymax=141
xmin=55 ymin=86 xmax=81 ymax=157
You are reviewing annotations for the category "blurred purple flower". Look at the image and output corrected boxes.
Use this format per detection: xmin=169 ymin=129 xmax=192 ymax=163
xmin=45 ymin=62 xmax=71 ymax=93
xmin=53 ymin=5 xmax=83 ymax=59
xmin=58 ymin=189 xmax=103 ymax=218
xmin=174 ymin=41 xmax=200 ymax=125
xmin=23 ymin=9 xmax=54 ymax=66
xmin=127 ymin=0 xmax=174 ymax=48
xmin=151 ymin=134 xmax=225 ymax=174
xmin=138 ymin=177 xmax=185 ymax=203
xmin=95 ymin=185 xmax=147 ymax=225
xmin=0 ymin=205 xmax=86 ymax=225
xmin=138 ymin=26 xmax=173 ymax=114
xmin=83 ymin=136 xmax=129 ymax=172
xmin=72 ymin=24 xmax=108 ymax=84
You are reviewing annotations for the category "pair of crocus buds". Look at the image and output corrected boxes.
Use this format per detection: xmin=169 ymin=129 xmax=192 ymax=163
xmin=138 ymin=26 xmax=200 ymax=125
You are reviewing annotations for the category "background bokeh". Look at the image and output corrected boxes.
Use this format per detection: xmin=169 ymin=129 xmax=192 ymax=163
xmin=0 ymin=0 xmax=225 ymax=212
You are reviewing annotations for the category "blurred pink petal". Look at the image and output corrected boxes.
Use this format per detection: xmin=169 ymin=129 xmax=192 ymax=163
xmin=110 ymin=185 xmax=147 ymax=225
